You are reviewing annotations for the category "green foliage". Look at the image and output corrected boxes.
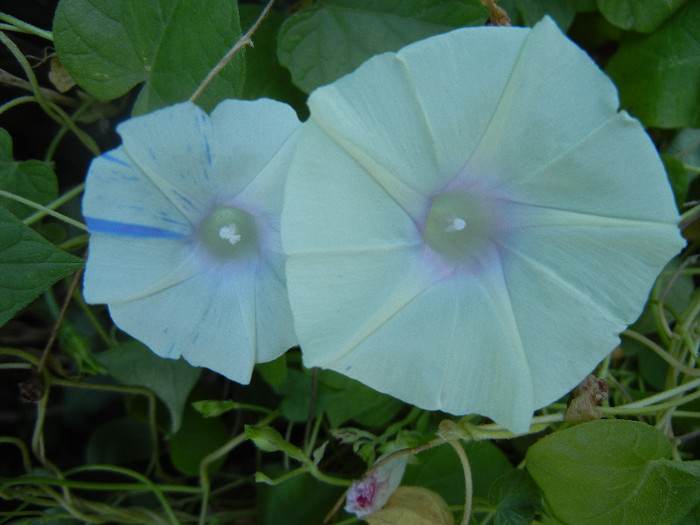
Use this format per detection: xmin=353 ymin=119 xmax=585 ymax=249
xmin=277 ymin=0 xmax=488 ymax=93
xmin=606 ymin=1 xmax=700 ymax=128
xmin=96 ymin=340 xmax=201 ymax=431
xmin=0 ymin=129 xmax=57 ymax=219
xmin=53 ymin=0 xmax=245 ymax=113
xmin=0 ymin=207 xmax=83 ymax=327
xmin=0 ymin=0 xmax=699 ymax=523
xmin=526 ymin=420 xmax=700 ymax=525
xmin=596 ymin=0 xmax=688 ymax=32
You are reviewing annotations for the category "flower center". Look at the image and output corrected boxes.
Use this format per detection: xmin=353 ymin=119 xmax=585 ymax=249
xmin=423 ymin=191 xmax=494 ymax=264
xmin=198 ymin=205 xmax=257 ymax=259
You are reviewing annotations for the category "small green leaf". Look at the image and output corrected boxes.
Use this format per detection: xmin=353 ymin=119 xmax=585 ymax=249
xmin=606 ymin=1 xmax=700 ymax=128
xmin=192 ymin=399 xmax=237 ymax=418
xmin=53 ymin=0 xmax=244 ymax=113
xmin=596 ymin=0 xmax=688 ymax=32
xmin=246 ymin=424 xmax=311 ymax=464
xmin=0 ymin=207 xmax=83 ymax=328
xmin=0 ymin=129 xmax=58 ymax=219
xmin=526 ymin=420 xmax=700 ymax=525
xmin=96 ymin=340 xmax=201 ymax=432
xmin=488 ymin=470 xmax=541 ymax=525
xmin=277 ymin=0 xmax=487 ymax=94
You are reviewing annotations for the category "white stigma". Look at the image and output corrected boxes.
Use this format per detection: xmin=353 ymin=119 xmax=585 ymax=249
xmin=219 ymin=223 xmax=241 ymax=245
xmin=444 ymin=215 xmax=466 ymax=233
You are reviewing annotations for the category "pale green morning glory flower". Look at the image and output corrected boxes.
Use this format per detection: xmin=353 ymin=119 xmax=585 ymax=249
xmin=281 ymin=17 xmax=685 ymax=433
xmin=83 ymin=99 xmax=300 ymax=383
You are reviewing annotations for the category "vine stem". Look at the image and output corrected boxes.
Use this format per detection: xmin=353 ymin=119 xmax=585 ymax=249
xmin=0 ymin=12 xmax=52 ymax=40
xmin=189 ymin=0 xmax=275 ymax=103
xmin=446 ymin=440 xmax=473 ymax=525
xmin=0 ymin=189 xmax=88 ymax=231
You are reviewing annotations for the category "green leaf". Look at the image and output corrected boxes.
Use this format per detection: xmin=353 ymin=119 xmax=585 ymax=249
xmin=256 ymin=353 xmax=288 ymax=388
xmin=514 ymin=0 xmax=577 ymax=29
xmin=257 ymin=472 xmax=345 ymax=525
xmin=605 ymin=1 xmax=700 ymax=129
xmin=0 ymin=207 xmax=83 ymax=328
xmin=526 ymin=420 xmax=700 ymax=525
xmin=0 ymin=128 xmax=58 ymax=219
xmin=277 ymin=0 xmax=488 ymax=94
xmin=403 ymin=440 xmax=513 ymax=506
xmin=53 ymin=0 xmax=244 ymax=113
xmin=96 ymin=340 xmax=201 ymax=432
xmin=246 ymin=424 xmax=311 ymax=465
xmin=662 ymin=154 xmax=690 ymax=209
xmin=488 ymin=470 xmax=542 ymax=525
xmin=238 ymin=5 xmax=307 ymax=112
xmin=666 ymin=128 xmax=700 ymax=174
xmin=596 ymin=0 xmax=688 ymax=32
xmin=169 ymin=400 xmax=229 ymax=476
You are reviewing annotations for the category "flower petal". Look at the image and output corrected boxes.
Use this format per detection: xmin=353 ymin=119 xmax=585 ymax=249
xmin=305 ymin=246 xmax=534 ymax=432
xmin=288 ymin=247 xmax=441 ymax=367
xmin=498 ymin=214 xmax=684 ymax=407
xmin=108 ymin=265 xmax=259 ymax=384
xmin=209 ymin=98 xmax=301 ymax=202
xmin=465 ymin=16 xmax=621 ymax=180
xmin=82 ymin=147 xmax=191 ymax=238
xmin=501 ymin=113 xmax=681 ymax=222
xmin=116 ymin=102 xmax=215 ymax=221
xmin=83 ymin=233 xmax=200 ymax=304
xmin=282 ymin=122 xmax=422 ymax=255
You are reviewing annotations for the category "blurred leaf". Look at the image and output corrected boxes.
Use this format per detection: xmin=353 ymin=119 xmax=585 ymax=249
xmin=0 ymin=207 xmax=83 ymax=328
xmin=403 ymin=440 xmax=513 ymax=506
xmin=365 ymin=486 xmax=454 ymax=525
xmin=0 ymin=128 xmax=58 ymax=219
xmin=488 ymin=470 xmax=541 ymax=525
xmin=321 ymin=370 xmax=404 ymax=428
xmin=526 ymin=420 xmax=700 ymax=525
xmin=513 ymin=0 xmax=576 ymax=29
xmin=666 ymin=128 xmax=700 ymax=173
xmin=85 ymin=417 xmax=152 ymax=465
xmin=246 ymin=424 xmax=310 ymax=464
xmin=662 ymin=154 xmax=690 ymax=209
xmin=257 ymin=472 xmax=344 ymax=525
xmin=53 ymin=0 xmax=244 ymax=113
xmin=239 ymin=5 xmax=307 ymax=113
xmin=59 ymin=321 xmax=107 ymax=375
xmin=273 ymin=367 xmax=403 ymax=426
xmin=96 ymin=340 xmax=201 ymax=432
xmin=277 ymin=0 xmax=487 ymax=93
xmin=169 ymin=401 xmax=229 ymax=476
xmin=606 ymin=1 xmax=700 ymax=128
xmin=596 ymin=0 xmax=688 ymax=32
xmin=256 ymin=353 xmax=288 ymax=388
xmin=192 ymin=399 xmax=237 ymax=418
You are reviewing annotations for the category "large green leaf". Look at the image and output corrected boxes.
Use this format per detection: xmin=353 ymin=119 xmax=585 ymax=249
xmin=498 ymin=0 xmax=577 ymax=29
xmin=96 ymin=340 xmax=201 ymax=432
xmin=277 ymin=0 xmax=487 ymax=93
xmin=605 ymin=1 xmax=700 ymax=129
xmin=0 ymin=207 xmax=83 ymax=327
xmin=526 ymin=420 xmax=700 ymax=525
xmin=488 ymin=470 xmax=541 ymax=525
xmin=0 ymin=129 xmax=58 ymax=219
xmin=596 ymin=0 xmax=688 ymax=32
xmin=53 ymin=0 xmax=244 ymax=113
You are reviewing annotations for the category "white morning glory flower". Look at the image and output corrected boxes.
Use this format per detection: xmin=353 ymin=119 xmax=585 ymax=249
xmin=83 ymin=99 xmax=300 ymax=384
xmin=281 ymin=17 xmax=685 ymax=433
